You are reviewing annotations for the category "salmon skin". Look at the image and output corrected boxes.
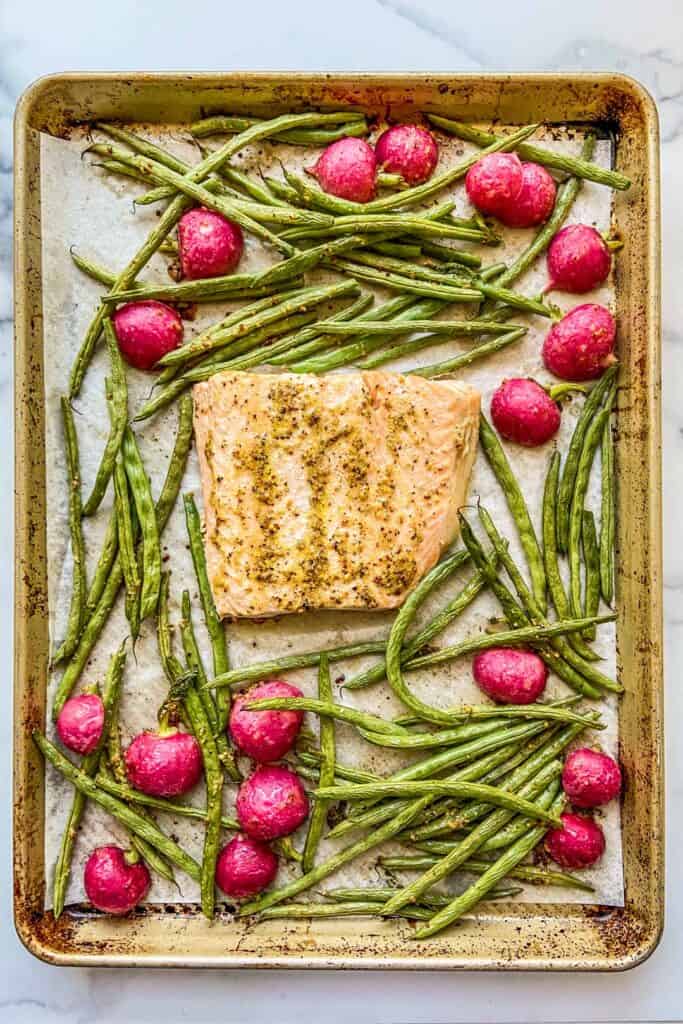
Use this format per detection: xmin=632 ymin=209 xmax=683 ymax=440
xmin=193 ymin=371 xmax=480 ymax=619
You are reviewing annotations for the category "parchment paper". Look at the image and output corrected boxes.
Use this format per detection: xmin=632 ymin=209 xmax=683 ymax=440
xmin=40 ymin=124 xmax=622 ymax=910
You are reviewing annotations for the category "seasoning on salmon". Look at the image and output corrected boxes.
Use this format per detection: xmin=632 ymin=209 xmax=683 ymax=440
xmin=193 ymin=371 xmax=480 ymax=619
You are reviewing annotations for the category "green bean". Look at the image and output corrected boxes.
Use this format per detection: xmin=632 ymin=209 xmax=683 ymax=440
xmin=379 ymin=856 xmax=592 ymax=891
xmin=542 ymin=452 xmax=600 ymax=662
xmin=295 ymin=750 xmax=381 ymax=786
xmin=179 ymin=592 xmax=218 ymax=736
xmin=156 ymin=571 xmax=223 ymax=916
xmin=182 ymin=659 xmax=223 ymax=918
xmin=113 ymin=460 xmax=141 ymax=639
xmin=52 ymin=643 xmax=127 ymax=918
xmin=343 ymin=564 xmax=484 ymax=692
xmin=136 ymin=111 xmax=367 ymax=205
xmin=359 ymin=702 xmax=601 ymax=747
xmin=212 ymin=164 xmax=289 ymax=207
xmin=301 ymin=656 xmax=334 ymax=873
xmin=189 ymin=113 xmax=367 ymax=145
xmin=82 ymin=320 xmax=128 ymax=516
xmin=600 ymin=406 xmax=616 ymax=604
xmin=428 ymin=116 xmax=629 ymax=191
xmin=239 ymin=724 xmax=553 ymax=917
xmin=155 ymin=292 xmax=303 ymax=385
xmin=102 ymin=271 xmax=303 ymax=306
xmin=582 ymin=511 xmax=601 ymax=640
xmin=479 ymin=414 xmax=546 ymax=612
xmin=84 ymin=506 xmax=119 ymax=620
xmin=35 ymin=732 xmax=201 ymax=881
xmin=314 ymin=780 xmax=561 ymax=826
xmin=283 ymin=294 xmax=422 ymax=370
xmin=160 ymin=279 xmax=358 ymax=369
xmin=327 ymin=722 xmax=552 ymax=839
xmin=379 ymin=758 xmax=563 ymax=918
xmin=211 ymin=639 xmax=387 ymax=689
xmin=402 ymin=727 xmax=564 ymax=840
xmin=288 ymin=297 xmax=445 ymax=373
xmin=410 ymin=328 xmax=527 ymax=378
xmin=183 ymin=495 xmax=236 ymax=761
xmin=315 ymin=318 xmax=523 ymax=338
xmin=282 ymin=213 xmax=491 ymax=244
xmin=413 ymin=791 xmax=566 ymax=939
xmin=52 ymin=397 xmax=193 ymax=718
xmin=122 ymin=427 xmax=161 ymax=620
xmin=419 ymin=239 xmax=481 ymax=269
xmin=235 ymin=294 xmax=374 ymax=370
xmin=372 ymin=241 xmax=422 ymax=259
xmin=557 ymin=367 xmax=617 ymax=552
xmin=477 ymin=507 xmax=620 ymax=694
xmin=96 ymin=773 xmax=239 ymax=832
xmin=244 ymin=697 xmax=410 ymax=737
xmin=255 ymin=901 xmax=437 ymax=922
xmin=136 ymin=311 xmax=317 ymax=421
xmin=330 ymin=250 xmax=519 ymax=298
xmin=479 ymin=779 xmax=561 ymax=852
xmin=568 ymin=407 xmax=611 ymax=618
xmin=70 ymin=250 xmax=120 ymax=287
xmin=283 ymin=123 xmax=539 ymax=216
xmin=52 ymin=398 xmax=87 ymax=664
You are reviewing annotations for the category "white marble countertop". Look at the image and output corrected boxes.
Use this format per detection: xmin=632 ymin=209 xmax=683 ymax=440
xmin=1 ymin=0 xmax=680 ymax=1020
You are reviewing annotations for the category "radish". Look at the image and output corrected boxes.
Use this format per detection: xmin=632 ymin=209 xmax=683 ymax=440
xmin=113 ymin=299 xmax=183 ymax=371
xmin=178 ymin=207 xmax=244 ymax=280
xmin=473 ymin=648 xmax=548 ymax=704
xmin=308 ymin=137 xmax=377 ymax=203
xmin=547 ymin=224 xmax=612 ymax=293
xmin=542 ymin=303 xmax=616 ymax=381
xmin=215 ymin=833 xmax=278 ymax=899
xmin=465 ymin=152 xmax=523 ymax=218
xmin=236 ymin=765 xmax=309 ymax=841
xmin=56 ymin=693 xmax=104 ymax=755
xmin=562 ymin=748 xmax=622 ymax=808
xmin=374 ymin=124 xmax=438 ymax=185
xmin=125 ymin=728 xmax=202 ymax=797
xmin=490 ymin=378 xmax=561 ymax=447
xmin=545 ymin=812 xmax=605 ymax=868
xmin=84 ymin=845 xmax=151 ymax=915
xmin=229 ymin=679 xmax=304 ymax=762
xmin=496 ymin=162 xmax=556 ymax=228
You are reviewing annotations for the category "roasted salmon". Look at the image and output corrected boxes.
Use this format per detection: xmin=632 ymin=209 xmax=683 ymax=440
xmin=193 ymin=371 xmax=480 ymax=619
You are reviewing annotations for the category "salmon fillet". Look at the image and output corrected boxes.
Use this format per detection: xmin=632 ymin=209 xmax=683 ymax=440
xmin=193 ymin=371 xmax=480 ymax=619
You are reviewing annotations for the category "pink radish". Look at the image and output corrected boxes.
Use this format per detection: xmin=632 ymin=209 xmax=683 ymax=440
xmin=230 ymin=679 xmax=304 ymax=762
xmin=56 ymin=693 xmax=104 ymax=755
xmin=374 ymin=124 xmax=438 ymax=185
xmin=547 ymin=224 xmax=612 ymax=293
xmin=490 ymin=378 xmax=561 ymax=447
xmin=465 ymin=153 xmax=523 ymax=218
xmin=125 ymin=728 xmax=202 ymax=797
xmin=496 ymin=162 xmax=556 ymax=228
xmin=562 ymin=748 xmax=622 ymax=808
xmin=542 ymin=303 xmax=616 ymax=381
xmin=545 ymin=812 xmax=605 ymax=868
xmin=178 ymin=207 xmax=244 ymax=280
xmin=215 ymin=833 xmax=278 ymax=899
xmin=473 ymin=648 xmax=548 ymax=704
xmin=236 ymin=765 xmax=309 ymax=841
xmin=308 ymin=137 xmax=377 ymax=202
xmin=84 ymin=845 xmax=151 ymax=915
xmin=113 ymin=300 xmax=183 ymax=371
